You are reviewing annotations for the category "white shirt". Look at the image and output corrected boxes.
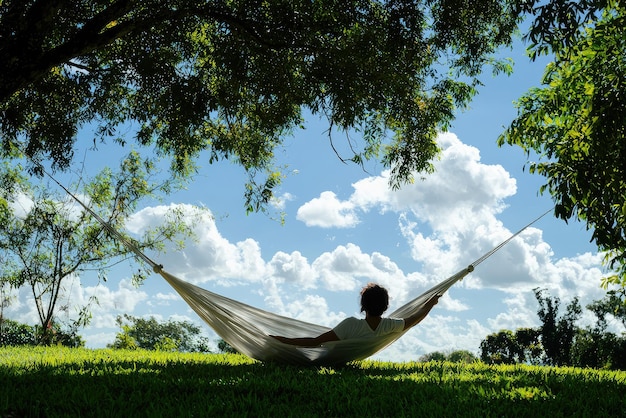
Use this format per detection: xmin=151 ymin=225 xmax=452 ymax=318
xmin=332 ymin=317 xmax=404 ymax=340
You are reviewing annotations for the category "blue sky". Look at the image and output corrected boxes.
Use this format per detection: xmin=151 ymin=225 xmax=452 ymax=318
xmin=6 ymin=36 xmax=624 ymax=362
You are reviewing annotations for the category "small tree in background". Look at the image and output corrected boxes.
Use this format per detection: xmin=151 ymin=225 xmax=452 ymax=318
xmin=480 ymin=330 xmax=524 ymax=365
xmin=419 ymin=350 xmax=477 ymax=363
xmin=0 ymin=152 xmax=198 ymax=345
xmin=478 ymin=290 xmax=626 ymax=370
xmin=217 ymin=339 xmax=239 ymax=354
xmin=571 ymin=290 xmax=626 ymax=370
xmin=418 ymin=351 xmax=447 ymax=362
xmin=534 ymin=288 xmax=582 ymax=367
xmin=514 ymin=327 xmax=543 ymax=365
xmin=447 ymin=350 xmax=478 ymax=364
xmin=0 ymin=318 xmax=83 ymax=347
xmin=109 ymin=314 xmax=212 ymax=353
xmin=0 ymin=319 xmax=37 ymax=346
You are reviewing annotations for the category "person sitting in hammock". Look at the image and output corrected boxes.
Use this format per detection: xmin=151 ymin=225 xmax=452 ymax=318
xmin=271 ymin=283 xmax=440 ymax=347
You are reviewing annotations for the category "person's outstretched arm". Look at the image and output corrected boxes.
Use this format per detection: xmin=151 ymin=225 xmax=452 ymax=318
xmin=270 ymin=330 xmax=339 ymax=347
xmin=403 ymin=294 xmax=440 ymax=330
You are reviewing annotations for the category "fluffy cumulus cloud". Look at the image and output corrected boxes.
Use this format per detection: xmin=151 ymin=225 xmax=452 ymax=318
xmin=8 ymin=132 xmax=613 ymax=360
xmin=302 ymin=133 xmax=517 ymax=230
xmin=267 ymin=250 xmax=316 ymax=288
xmin=128 ymin=204 xmax=269 ymax=285
xmin=296 ymin=191 xmax=360 ymax=228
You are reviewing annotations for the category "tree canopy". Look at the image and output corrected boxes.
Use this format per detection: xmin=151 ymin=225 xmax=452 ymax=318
xmin=499 ymin=2 xmax=626 ymax=284
xmin=3 ymin=0 xmax=625 ymax=288
xmin=0 ymin=0 xmax=524 ymax=212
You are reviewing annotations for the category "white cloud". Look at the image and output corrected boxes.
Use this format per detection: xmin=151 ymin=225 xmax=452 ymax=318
xmin=281 ymin=294 xmax=347 ymax=328
xmin=311 ymin=244 xmax=411 ymax=293
xmin=8 ymin=190 xmax=93 ymax=222
xmin=268 ymin=250 xmax=316 ymax=288
xmin=8 ymin=192 xmax=34 ymax=218
xmin=296 ymin=191 xmax=359 ymax=228
xmin=128 ymin=204 xmax=269 ymax=285
xmin=270 ymin=192 xmax=295 ymax=210
xmin=153 ymin=292 xmax=181 ymax=302
xmin=310 ymin=132 xmax=518 ymax=231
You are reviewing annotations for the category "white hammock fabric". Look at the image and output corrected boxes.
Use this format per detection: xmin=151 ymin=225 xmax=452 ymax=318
xmin=36 ymin=162 xmax=552 ymax=366
xmin=158 ymin=266 xmax=470 ymax=366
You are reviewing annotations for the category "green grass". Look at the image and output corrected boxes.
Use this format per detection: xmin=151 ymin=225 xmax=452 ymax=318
xmin=1 ymin=346 xmax=625 ymax=417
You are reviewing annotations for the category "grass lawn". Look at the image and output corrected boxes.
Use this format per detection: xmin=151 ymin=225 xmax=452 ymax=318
xmin=1 ymin=346 xmax=625 ymax=417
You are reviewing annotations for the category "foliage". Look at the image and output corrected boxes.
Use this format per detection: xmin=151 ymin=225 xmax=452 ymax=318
xmin=480 ymin=328 xmax=542 ymax=365
xmin=0 ymin=152 xmax=198 ymax=342
xmin=534 ymin=288 xmax=582 ymax=366
xmin=518 ymin=0 xmax=611 ymax=61
xmin=2 ymin=346 xmax=626 ymax=417
xmin=419 ymin=349 xmax=478 ymax=363
xmin=0 ymin=0 xmax=525 ymax=212
xmin=498 ymin=2 xmax=626 ymax=285
xmin=0 ymin=318 xmax=84 ymax=347
xmin=0 ymin=319 xmax=36 ymax=346
xmin=217 ymin=338 xmax=239 ymax=354
xmin=480 ymin=289 xmax=626 ymax=370
xmin=418 ymin=351 xmax=447 ymax=362
xmin=446 ymin=349 xmax=479 ymax=363
xmin=570 ymin=328 xmax=624 ymax=370
xmin=480 ymin=330 xmax=519 ymax=365
xmin=109 ymin=314 xmax=212 ymax=353
xmin=572 ymin=289 xmax=626 ymax=370
xmin=586 ymin=289 xmax=626 ymax=329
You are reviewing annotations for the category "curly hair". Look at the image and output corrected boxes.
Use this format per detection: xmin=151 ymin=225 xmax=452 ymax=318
xmin=360 ymin=283 xmax=389 ymax=316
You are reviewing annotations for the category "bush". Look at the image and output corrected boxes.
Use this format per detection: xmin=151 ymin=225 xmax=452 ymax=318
xmin=0 ymin=319 xmax=37 ymax=346
xmin=0 ymin=319 xmax=84 ymax=347
xmin=109 ymin=315 xmax=212 ymax=353
xmin=447 ymin=350 xmax=478 ymax=363
xmin=419 ymin=350 xmax=478 ymax=363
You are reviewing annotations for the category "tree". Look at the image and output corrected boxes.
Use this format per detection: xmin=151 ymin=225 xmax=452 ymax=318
xmin=498 ymin=2 xmax=626 ymax=286
xmin=109 ymin=314 xmax=212 ymax=353
xmin=534 ymin=288 xmax=581 ymax=366
xmin=217 ymin=338 xmax=238 ymax=354
xmin=418 ymin=351 xmax=447 ymax=362
xmin=480 ymin=327 xmax=543 ymax=365
xmin=446 ymin=350 xmax=478 ymax=364
xmin=478 ymin=291 xmax=626 ymax=369
xmin=479 ymin=329 xmax=523 ymax=365
xmin=571 ymin=290 xmax=626 ymax=370
xmin=514 ymin=327 xmax=543 ymax=365
xmin=0 ymin=152 xmax=196 ymax=344
xmin=571 ymin=327 xmax=620 ymax=370
xmin=0 ymin=0 xmax=524 ymax=213
xmin=419 ymin=349 xmax=478 ymax=363
xmin=0 ymin=319 xmax=84 ymax=347
xmin=586 ymin=289 xmax=626 ymax=329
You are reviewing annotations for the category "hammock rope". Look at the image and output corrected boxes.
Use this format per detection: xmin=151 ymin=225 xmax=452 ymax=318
xmin=28 ymin=155 xmax=553 ymax=365
xmin=469 ymin=206 xmax=554 ymax=269
xmin=31 ymin=161 xmax=162 ymax=270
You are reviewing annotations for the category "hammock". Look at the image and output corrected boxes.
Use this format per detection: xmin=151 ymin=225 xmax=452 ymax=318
xmin=158 ymin=266 xmax=469 ymax=365
xmin=39 ymin=164 xmax=551 ymax=366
